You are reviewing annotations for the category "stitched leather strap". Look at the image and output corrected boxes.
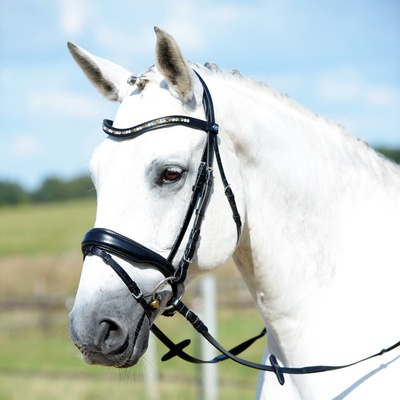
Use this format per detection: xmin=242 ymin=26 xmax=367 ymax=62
xmin=82 ymin=228 xmax=176 ymax=279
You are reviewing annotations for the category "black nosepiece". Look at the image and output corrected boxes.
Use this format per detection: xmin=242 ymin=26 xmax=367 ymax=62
xmin=96 ymin=319 xmax=129 ymax=355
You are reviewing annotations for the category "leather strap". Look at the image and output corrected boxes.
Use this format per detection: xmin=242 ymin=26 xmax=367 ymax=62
xmin=103 ymin=116 xmax=218 ymax=139
xmin=83 ymin=245 xmax=154 ymax=320
xmin=167 ymin=160 xmax=208 ymax=263
xmin=169 ymin=297 xmax=400 ymax=385
xmin=150 ymin=323 xmax=267 ymax=364
xmin=193 ymin=70 xmax=242 ymax=242
xmin=82 ymin=228 xmax=176 ymax=279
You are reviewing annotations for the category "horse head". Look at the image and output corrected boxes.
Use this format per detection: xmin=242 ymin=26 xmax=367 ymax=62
xmin=68 ymin=27 xmax=245 ymax=368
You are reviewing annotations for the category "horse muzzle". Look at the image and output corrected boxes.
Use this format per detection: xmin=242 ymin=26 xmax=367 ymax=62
xmin=69 ymin=298 xmax=150 ymax=368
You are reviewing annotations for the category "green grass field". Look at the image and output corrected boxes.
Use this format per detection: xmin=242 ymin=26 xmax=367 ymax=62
xmin=0 ymin=199 xmax=96 ymax=256
xmin=0 ymin=200 xmax=265 ymax=399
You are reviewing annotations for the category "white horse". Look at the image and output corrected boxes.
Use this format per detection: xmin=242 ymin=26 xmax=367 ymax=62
xmin=68 ymin=27 xmax=400 ymax=399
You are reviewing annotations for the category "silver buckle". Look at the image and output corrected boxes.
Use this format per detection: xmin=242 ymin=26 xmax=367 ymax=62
xmin=150 ymin=276 xmax=185 ymax=311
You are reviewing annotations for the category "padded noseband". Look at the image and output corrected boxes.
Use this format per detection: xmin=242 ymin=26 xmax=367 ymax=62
xmin=82 ymin=228 xmax=176 ymax=279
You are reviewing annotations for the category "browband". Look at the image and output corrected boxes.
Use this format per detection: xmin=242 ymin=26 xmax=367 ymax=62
xmin=103 ymin=116 xmax=219 ymax=139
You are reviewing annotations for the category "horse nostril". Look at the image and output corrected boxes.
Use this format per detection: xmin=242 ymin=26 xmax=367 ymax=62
xmin=97 ymin=319 xmax=129 ymax=355
xmin=107 ymin=320 xmax=119 ymax=332
xmin=102 ymin=320 xmax=118 ymax=340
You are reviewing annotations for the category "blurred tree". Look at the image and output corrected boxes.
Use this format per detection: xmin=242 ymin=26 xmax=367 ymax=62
xmin=32 ymin=176 xmax=95 ymax=203
xmin=0 ymin=181 xmax=30 ymax=205
xmin=376 ymin=147 xmax=400 ymax=164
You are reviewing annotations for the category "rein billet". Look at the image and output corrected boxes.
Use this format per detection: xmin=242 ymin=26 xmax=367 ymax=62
xmin=81 ymin=70 xmax=400 ymax=385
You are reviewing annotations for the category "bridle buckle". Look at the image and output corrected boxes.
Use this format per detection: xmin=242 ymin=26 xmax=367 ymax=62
xmin=150 ymin=276 xmax=185 ymax=311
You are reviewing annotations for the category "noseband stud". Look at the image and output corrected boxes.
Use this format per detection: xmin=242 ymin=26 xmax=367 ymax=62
xmin=149 ymin=299 xmax=160 ymax=309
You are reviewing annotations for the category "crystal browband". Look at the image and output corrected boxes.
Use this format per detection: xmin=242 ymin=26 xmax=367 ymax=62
xmin=103 ymin=116 xmax=219 ymax=139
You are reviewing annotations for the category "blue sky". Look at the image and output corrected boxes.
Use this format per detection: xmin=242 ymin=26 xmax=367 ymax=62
xmin=0 ymin=0 xmax=399 ymax=190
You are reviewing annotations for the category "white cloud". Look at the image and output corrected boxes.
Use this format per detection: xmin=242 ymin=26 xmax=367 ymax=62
xmin=25 ymin=87 xmax=107 ymax=120
xmin=10 ymin=134 xmax=42 ymax=157
xmin=57 ymin=0 xmax=92 ymax=36
xmin=90 ymin=3 xmax=247 ymax=72
xmin=316 ymin=67 xmax=400 ymax=108
xmin=162 ymin=21 xmax=205 ymax=51
xmin=319 ymin=79 xmax=362 ymax=102
xmin=160 ymin=2 xmax=246 ymax=52
xmin=95 ymin=26 xmax=155 ymax=61
xmin=366 ymin=87 xmax=399 ymax=107
xmin=317 ymin=67 xmax=363 ymax=102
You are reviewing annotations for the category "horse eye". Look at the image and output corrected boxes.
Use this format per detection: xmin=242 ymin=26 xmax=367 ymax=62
xmin=162 ymin=168 xmax=182 ymax=183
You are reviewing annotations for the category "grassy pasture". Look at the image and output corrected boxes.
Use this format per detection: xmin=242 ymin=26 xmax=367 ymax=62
xmin=0 ymin=200 xmax=264 ymax=399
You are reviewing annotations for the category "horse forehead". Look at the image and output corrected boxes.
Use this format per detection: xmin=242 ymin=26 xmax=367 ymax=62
xmin=90 ymin=128 xmax=205 ymax=179
xmin=115 ymin=81 xmax=185 ymax=126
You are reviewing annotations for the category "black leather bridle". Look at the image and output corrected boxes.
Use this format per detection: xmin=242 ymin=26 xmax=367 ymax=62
xmin=81 ymin=70 xmax=400 ymax=385
xmin=82 ymin=70 xmax=242 ymax=312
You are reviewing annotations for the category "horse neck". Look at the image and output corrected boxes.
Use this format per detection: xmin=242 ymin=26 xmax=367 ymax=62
xmin=211 ymin=73 xmax=400 ymax=357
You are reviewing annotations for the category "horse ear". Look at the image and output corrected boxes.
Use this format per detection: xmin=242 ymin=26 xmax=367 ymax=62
xmin=154 ymin=27 xmax=194 ymax=102
xmin=67 ymin=42 xmax=132 ymax=102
